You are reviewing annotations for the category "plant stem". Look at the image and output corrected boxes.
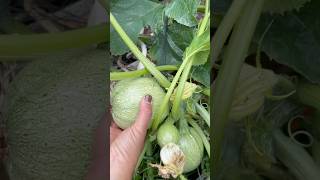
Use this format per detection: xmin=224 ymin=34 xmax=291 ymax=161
xmin=172 ymin=59 xmax=194 ymax=119
xmin=0 ymin=24 xmax=108 ymax=57
xmin=172 ymin=11 xmax=210 ymax=119
xmin=256 ymin=19 xmax=274 ymax=69
xmin=211 ymin=0 xmax=248 ymax=63
xmin=205 ymin=0 xmax=210 ymax=15
xmin=110 ymin=13 xmax=171 ymax=88
xmin=273 ymin=129 xmax=320 ymax=180
xmin=188 ymin=119 xmax=210 ymax=157
xmin=198 ymin=12 xmax=210 ymax=36
xmin=110 ymin=65 xmax=178 ymax=80
xmin=212 ymin=0 xmax=265 ymax=170
xmin=146 ymin=140 xmax=154 ymax=180
xmin=151 ymin=58 xmax=190 ymax=131
xmin=195 ymin=103 xmax=210 ymax=127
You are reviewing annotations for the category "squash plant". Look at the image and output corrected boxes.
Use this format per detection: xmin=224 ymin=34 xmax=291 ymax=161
xmin=213 ymin=0 xmax=320 ymax=179
xmin=110 ymin=0 xmax=210 ymax=179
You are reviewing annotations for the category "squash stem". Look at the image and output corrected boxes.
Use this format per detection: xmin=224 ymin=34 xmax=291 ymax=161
xmin=172 ymin=59 xmax=194 ymax=119
xmin=211 ymin=0 xmax=248 ymax=63
xmin=151 ymin=58 xmax=190 ymax=131
xmin=195 ymin=103 xmax=210 ymax=127
xmin=188 ymin=119 xmax=210 ymax=157
xmin=110 ymin=13 xmax=171 ymax=88
xmin=205 ymin=0 xmax=210 ymax=15
xmin=146 ymin=140 xmax=154 ymax=180
xmin=172 ymin=11 xmax=210 ymax=120
xmin=273 ymin=129 xmax=320 ymax=180
xmin=0 ymin=24 xmax=108 ymax=57
xmin=110 ymin=65 xmax=178 ymax=80
xmin=212 ymin=0 xmax=265 ymax=171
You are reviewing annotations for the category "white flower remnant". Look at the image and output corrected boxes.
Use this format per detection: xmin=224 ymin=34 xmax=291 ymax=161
xmin=150 ymin=143 xmax=185 ymax=179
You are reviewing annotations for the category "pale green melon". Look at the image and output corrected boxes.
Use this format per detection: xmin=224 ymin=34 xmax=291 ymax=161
xmin=111 ymin=77 xmax=168 ymax=129
xmin=179 ymin=128 xmax=204 ymax=173
xmin=4 ymin=49 xmax=107 ymax=180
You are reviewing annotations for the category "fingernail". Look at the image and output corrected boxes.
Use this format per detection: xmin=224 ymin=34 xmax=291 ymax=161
xmin=144 ymin=94 xmax=152 ymax=103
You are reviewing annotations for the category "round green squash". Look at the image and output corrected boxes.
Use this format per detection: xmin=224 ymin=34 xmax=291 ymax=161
xmin=111 ymin=77 xmax=168 ymax=129
xmin=4 ymin=49 xmax=107 ymax=180
xmin=178 ymin=127 xmax=204 ymax=173
xmin=157 ymin=122 xmax=179 ymax=147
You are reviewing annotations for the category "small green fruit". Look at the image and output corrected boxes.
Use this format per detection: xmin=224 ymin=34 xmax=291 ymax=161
xmin=157 ymin=122 xmax=180 ymax=147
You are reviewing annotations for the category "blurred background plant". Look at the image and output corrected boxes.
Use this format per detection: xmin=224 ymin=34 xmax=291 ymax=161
xmin=0 ymin=0 xmax=107 ymax=179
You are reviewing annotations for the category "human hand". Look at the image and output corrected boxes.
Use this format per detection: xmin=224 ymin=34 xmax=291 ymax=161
xmin=110 ymin=95 xmax=153 ymax=180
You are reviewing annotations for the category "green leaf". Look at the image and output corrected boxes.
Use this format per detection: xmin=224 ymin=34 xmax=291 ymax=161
xmin=254 ymin=1 xmax=320 ymax=83
xmin=168 ymin=22 xmax=195 ymax=51
xmin=150 ymin=22 xmax=195 ymax=65
xmin=185 ymin=26 xmax=210 ymax=66
xmin=165 ymin=0 xmax=200 ymax=27
xmin=191 ymin=61 xmax=210 ymax=87
xmin=110 ymin=0 xmax=164 ymax=55
xmin=149 ymin=31 xmax=181 ymax=65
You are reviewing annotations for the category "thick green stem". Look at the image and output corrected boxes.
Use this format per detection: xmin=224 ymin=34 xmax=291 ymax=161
xmin=110 ymin=65 xmax=178 ymax=80
xmin=0 ymin=24 xmax=108 ymax=57
xmin=172 ymin=59 xmax=194 ymax=119
xmin=146 ymin=140 xmax=154 ymax=180
xmin=212 ymin=0 xmax=265 ymax=170
xmin=110 ymin=13 xmax=171 ymax=88
xmin=198 ymin=12 xmax=210 ymax=36
xmin=195 ymin=103 xmax=210 ymax=127
xmin=171 ymin=11 xmax=210 ymax=119
xmin=188 ymin=119 xmax=210 ymax=157
xmin=273 ymin=129 xmax=320 ymax=180
xmin=211 ymin=0 xmax=248 ymax=63
xmin=205 ymin=0 xmax=210 ymax=15
xmin=151 ymin=58 xmax=190 ymax=131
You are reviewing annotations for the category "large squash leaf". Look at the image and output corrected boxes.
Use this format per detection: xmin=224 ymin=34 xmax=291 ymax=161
xmin=191 ymin=61 xmax=210 ymax=87
xmin=110 ymin=0 xmax=164 ymax=55
xmin=254 ymin=1 xmax=320 ymax=83
xmin=165 ymin=0 xmax=200 ymax=27
xmin=150 ymin=22 xmax=195 ymax=65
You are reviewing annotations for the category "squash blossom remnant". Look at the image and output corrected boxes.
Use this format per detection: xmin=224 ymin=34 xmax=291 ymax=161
xmin=150 ymin=143 xmax=185 ymax=179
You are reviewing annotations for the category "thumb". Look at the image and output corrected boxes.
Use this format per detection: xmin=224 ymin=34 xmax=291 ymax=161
xmin=132 ymin=94 xmax=153 ymax=132
xmin=110 ymin=95 xmax=153 ymax=179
